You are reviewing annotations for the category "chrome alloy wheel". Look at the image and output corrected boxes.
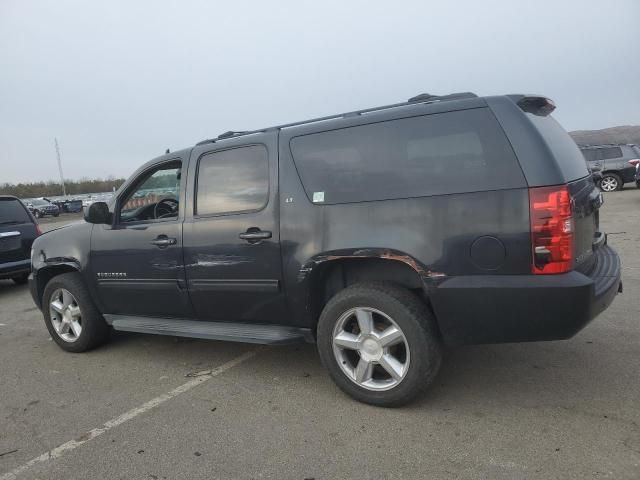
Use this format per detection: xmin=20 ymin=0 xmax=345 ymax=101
xmin=49 ymin=288 xmax=83 ymax=342
xmin=600 ymin=176 xmax=618 ymax=192
xmin=332 ymin=307 xmax=410 ymax=391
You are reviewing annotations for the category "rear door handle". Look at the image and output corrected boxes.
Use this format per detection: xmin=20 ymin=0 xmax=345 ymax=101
xmin=150 ymin=235 xmax=176 ymax=248
xmin=239 ymin=229 xmax=272 ymax=243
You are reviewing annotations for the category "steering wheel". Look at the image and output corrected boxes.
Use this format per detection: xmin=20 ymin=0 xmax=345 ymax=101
xmin=153 ymin=198 xmax=179 ymax=219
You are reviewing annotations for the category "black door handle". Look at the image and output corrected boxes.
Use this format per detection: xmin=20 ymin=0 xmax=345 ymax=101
xmin=239 ymin=229 xmax=272 ymax=243
xmin=150 ymin=235 xmax=176 ymax=248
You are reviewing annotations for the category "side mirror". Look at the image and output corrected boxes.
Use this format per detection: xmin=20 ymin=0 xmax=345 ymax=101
xmin=84 ymin=202 xmax=112 ymax=225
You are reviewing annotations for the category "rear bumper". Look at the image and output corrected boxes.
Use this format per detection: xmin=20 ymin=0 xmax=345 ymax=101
xmin=431 ymin=245 xmax=621 ymax=346
xmin=0 ymin=259 xmax=31 ymax=279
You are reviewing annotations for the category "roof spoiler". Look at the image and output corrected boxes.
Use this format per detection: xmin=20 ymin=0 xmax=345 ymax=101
xmin=509 ymin=95 xmax=556 ymax=116
xmin=408 ymin=92 xmax=477 ymax=103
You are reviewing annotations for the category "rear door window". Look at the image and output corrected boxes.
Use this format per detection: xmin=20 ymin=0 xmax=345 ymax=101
xmin=290 ymin=108 xmax=525 ymax=204
xmin=581 ymin=149 xmax=599 ymax=162
xmin=0 ymin=198 xmax=31 ymax=224
xmin=196 ymin=145 xmax=269 ymax=215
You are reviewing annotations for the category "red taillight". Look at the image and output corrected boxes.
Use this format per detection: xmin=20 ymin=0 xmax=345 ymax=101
xmin=628 ymin=159 xmax=640 ymax=167
xmin=529 ymin=185 xmax=573 ymax=274
xmin=35 ymin=224 xmax=42 ymax=236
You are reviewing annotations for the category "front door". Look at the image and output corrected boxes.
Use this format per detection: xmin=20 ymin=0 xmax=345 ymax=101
xmin=90 ymin=159 xmax=193 ymax=318
xmin=183 ymin=132 xmax=289 ymax=323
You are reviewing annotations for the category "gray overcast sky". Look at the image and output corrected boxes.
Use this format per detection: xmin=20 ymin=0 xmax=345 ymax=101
xmin=1 ymin=0 xmax=639 ymax=184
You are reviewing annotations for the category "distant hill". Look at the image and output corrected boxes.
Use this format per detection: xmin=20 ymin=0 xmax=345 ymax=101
xmin=569 ymin=125 xmax=640 ymax=146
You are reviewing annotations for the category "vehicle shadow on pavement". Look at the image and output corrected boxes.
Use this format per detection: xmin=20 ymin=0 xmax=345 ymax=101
xmin=0 ymin=280 xmax=29 ymax=301
xmin=199 ymin=337 xmax=625 ymax=412
xmin=410 ymin=338 xmax=623 ymax=411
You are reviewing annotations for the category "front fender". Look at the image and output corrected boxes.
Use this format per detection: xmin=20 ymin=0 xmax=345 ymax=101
xmin=29 ymin=222 xmax=93 ymax=308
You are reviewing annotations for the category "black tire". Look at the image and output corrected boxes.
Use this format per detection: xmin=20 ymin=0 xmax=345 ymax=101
xmin=53 ymin=213 xmax=59 ymax=217
xmin=317 ymin=282 xmax=442 ymax=407
xmin=12 ymin=274 xmax=29 ymax=285
xmin=599 ymin=173 xmax=622 ymax=192
xmin=636 ymin=181 xmax=640 ymax=189
xmin=42 ymin=272 xmax=110 ymax=352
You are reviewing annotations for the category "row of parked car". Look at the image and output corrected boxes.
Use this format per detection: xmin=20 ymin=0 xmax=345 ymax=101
xmin=21 ymin=198 xmax=85 ymax=218
xmin=580 ymin=143 xmax=640 ymax=192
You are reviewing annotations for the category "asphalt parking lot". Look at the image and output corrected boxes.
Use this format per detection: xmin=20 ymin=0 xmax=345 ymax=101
xmin=1 ymin=191 xmax=639 ymax=480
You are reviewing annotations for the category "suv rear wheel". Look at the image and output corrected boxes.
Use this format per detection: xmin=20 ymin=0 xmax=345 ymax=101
xmin=599 ymin=173 xmax=622 ymax=192
xmin=42 ymin=272 xmax=110 ymax=352
xmin=317 ymin=282 xmax=442 ymax=407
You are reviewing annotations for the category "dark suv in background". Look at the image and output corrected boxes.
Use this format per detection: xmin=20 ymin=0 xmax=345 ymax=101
xmin=579 ymin=144 xmax=640 ymax=191
xmin=26 ymin=198 xmax=60 ymax=218
xmin=1 ymin=196 xmax=40 ymax=284
xmin=29 ymin=93 xmax=622 ymax=406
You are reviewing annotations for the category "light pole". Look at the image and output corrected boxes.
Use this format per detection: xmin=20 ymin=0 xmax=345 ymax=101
xmin=54 ymin=138 xmax=67 ymax=196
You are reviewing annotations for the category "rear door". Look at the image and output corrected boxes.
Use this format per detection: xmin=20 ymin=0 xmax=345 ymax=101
xmin=0 ymin=198 xmax=38 ymax=265
xmin=183 ymin=131 xmax=289 ymax=323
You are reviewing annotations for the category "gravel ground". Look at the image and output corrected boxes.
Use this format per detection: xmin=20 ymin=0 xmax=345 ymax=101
xmin=0 ymin=189 xmax=639 ymax=480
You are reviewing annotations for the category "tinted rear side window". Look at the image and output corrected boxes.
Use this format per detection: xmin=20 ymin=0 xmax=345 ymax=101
xmin=196 ymin=145 xmax=269 ymax=216
xmin=290 ymin=108 xmax=524 ymax=204
xmin=525 ymin=114 xmax=589 ymax=181
xmin=601 ymin=147 xmax=623 ymax=159
xmin=0 ymin=198 xmax=31 ymax=224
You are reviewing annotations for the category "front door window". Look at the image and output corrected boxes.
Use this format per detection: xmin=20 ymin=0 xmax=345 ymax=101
xmin=119 ymin=163 xmax=181 ymax=223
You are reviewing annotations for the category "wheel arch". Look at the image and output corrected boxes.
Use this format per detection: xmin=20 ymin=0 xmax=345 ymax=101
xmin=34 ymin=262 xmax=80 ymax=308
xmin=298 ymin=248 xmax=444 ymax=332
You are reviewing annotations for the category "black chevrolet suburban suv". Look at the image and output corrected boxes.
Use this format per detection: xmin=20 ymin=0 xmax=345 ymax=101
xmin=29 ymin=93 xmax=622 ymax=406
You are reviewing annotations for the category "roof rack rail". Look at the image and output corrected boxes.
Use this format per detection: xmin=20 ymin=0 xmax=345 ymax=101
xmin=195 ymin=91 xmax=478 ymax=146
xmin=217 ymin=130 xmax=249 ymax=140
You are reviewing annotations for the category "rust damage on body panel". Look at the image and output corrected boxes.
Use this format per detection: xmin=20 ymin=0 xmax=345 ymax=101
xmin=297 ymin=248 xmax=446 ymax=283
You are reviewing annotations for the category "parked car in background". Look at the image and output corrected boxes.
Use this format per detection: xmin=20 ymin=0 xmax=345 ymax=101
xmin=46 ymin=198 xmax=84 ymax=213
xmin=26 ymin=198 xmax=60 ymax=218
xmin=29 ymin=93 xmax=622 ymax=406
xmin=1 ymin=196 xmax=40 ymax=284
xmin=579 ymin=144 xmax=640 ymax=191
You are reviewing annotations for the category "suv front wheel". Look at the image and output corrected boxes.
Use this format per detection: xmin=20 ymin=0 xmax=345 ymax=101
xmin=317 ymin=282 xmax=442 ymax=407
xmin=42 ymin=272 xmax=110 ymax=352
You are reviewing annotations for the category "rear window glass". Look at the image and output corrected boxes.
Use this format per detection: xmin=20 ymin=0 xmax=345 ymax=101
xmin=0 ymin=198 xmax=31 ymax=224
xmin=290 ymin=108 xmax=525 ymax=204
xmin=526 ymin=114 xmax=589 ymax=181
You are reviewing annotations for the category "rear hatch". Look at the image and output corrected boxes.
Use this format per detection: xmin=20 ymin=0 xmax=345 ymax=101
xmin=524 ymin=111 xmax=602 ymax=274
xmin=0 ymin=198 xmax=39 ymax=263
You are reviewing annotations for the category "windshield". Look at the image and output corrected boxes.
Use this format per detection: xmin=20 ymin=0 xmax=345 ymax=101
xmin=0 ymin=198 xmax=32 ymax=224
xmin=31 ymin=199 xmax=49 ymax=206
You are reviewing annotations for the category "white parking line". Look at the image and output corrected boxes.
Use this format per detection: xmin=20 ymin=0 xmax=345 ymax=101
xmin=0 ymin=349 xmax=258 ymax=480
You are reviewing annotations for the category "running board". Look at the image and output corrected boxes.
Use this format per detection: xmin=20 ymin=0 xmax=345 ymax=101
xmin=104 ymin=315 xmax=313 ymax=345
